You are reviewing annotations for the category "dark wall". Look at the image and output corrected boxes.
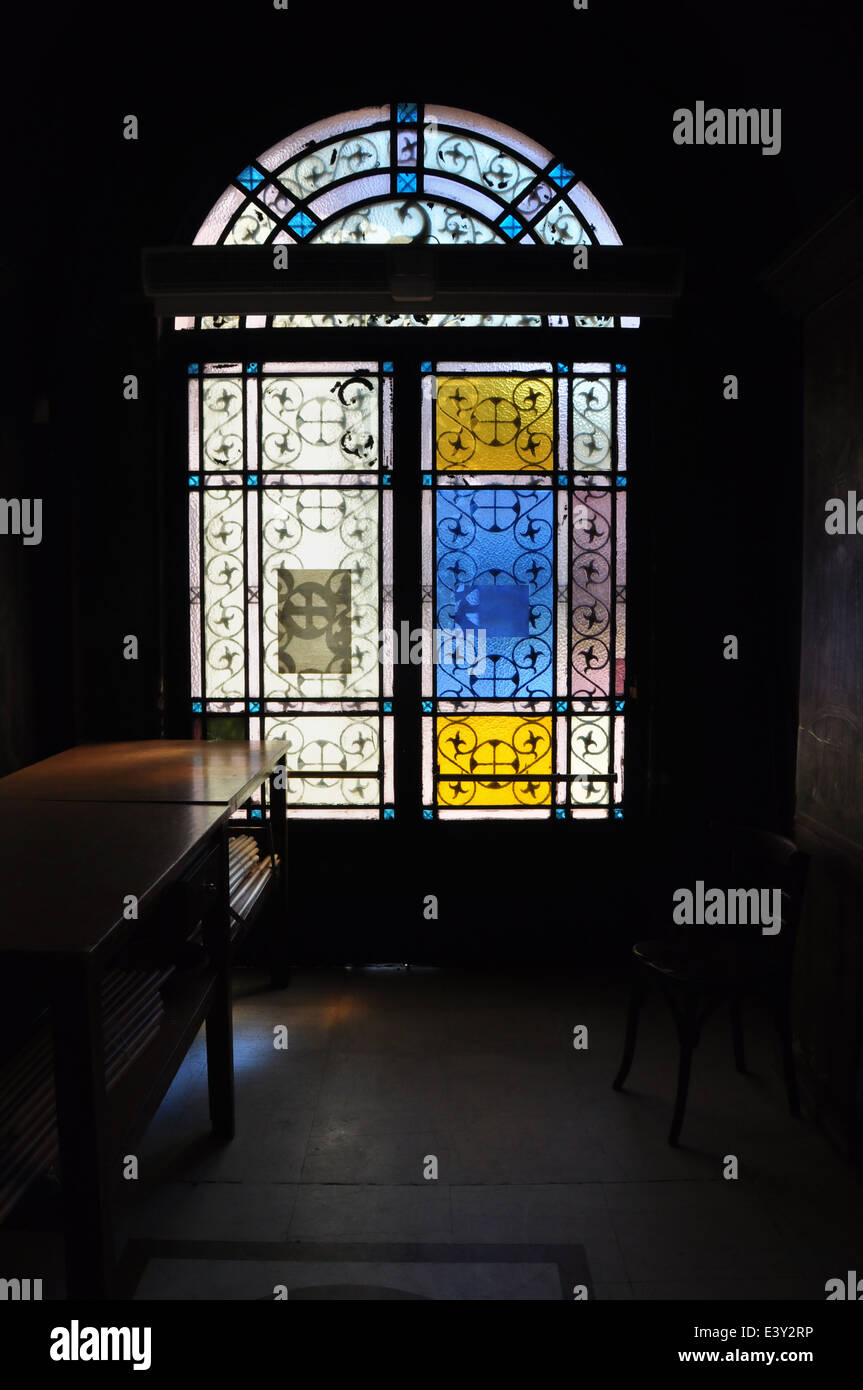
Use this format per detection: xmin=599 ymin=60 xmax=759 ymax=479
xmin=792 ymin=259 xmax=863 ymax=1158
xmin=0 ymin=2 xmax=860 ymax=973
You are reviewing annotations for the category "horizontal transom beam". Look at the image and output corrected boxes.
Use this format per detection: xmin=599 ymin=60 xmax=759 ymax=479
xmin=141 ymin=244 xmax=684 ymax=317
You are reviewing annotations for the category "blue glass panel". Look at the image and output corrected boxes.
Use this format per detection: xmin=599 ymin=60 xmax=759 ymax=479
xmin=397 ymin=171 xmax=417 ymax=192
xmin=549 ymin=163 xmax=574 ymax=187
xmin=435 ymin=487 xmax=554 ymax=698
xmin=397 ymin=103 xmax=418 ymax=123
xmin=499 ymin=215 xmax=522 ymax=238
xmin=288 ymin=212 xmax=315 ymax=237
xmin=237 ymin=166 xmax=265 ymax=191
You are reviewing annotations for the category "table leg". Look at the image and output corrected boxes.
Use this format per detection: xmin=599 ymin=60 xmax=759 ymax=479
xmin=51 ymin=959 xmax=115 ymax=1299
xmin=269 ymin=756 xmax=291 ymax=987
xmin=204 ymin=828 xmax=235 ymax=1139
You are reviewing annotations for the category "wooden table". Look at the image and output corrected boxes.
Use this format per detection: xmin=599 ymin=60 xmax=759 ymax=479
xmin=0 ymin=739 xmax=290 ymax=969
xmin=0 ymin=739 xmax=289 ymax=811
xmin=0 ymin=741 xmax=289 ymax=1298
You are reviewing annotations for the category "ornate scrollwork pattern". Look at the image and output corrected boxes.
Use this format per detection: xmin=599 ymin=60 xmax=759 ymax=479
xmin=264 ymin=714 xmax=380 ymax=806
xmin=436 ymin=376 xmax=554 ymax=471
xmin=270 ymin=313 xmax=545 ymax=328
xmin=262 ymin=374 xmax=378 ymax=471
xmin=225 ymin=205 xmax=276 ymax=246
xmin=425 ymin=131 xmax=536 ymax=201
xmin=203 ymin=490 xmax=246 ymax=698
xmin=278 ymin=133 xmax=389 ymax=199
xmin=261 ymin=487 xmax=379 ymax=699
xmin=436 ymin=486 xmax=554 ymax=700
xmin=571 ymin=487 xmax=612 ymax=698
xmin=436 ymin=714 xmax=552 ymax=806
xmin=203 ymin=378 xmax=244 ymax=470
xmin=313 ymin=200 xmax=501 ymax=246
xmin=572 ymin=377 xmax=612 ymax=471
xmin=570 ymin=715 xmax=611 ymax=805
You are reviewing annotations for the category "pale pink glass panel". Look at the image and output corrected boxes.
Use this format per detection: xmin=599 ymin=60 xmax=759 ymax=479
xmin=422 ymin=718 xmax=433 ymax=805
xmin=383 ymin=490 xmax=394 ymax=698
xmin=245 ymin=378 xmax=257 ymax=473
xmin=384 ymin=717 xmax=394 ymax=803
xmin=572 ymin=487 xmax=612 ymax=698
xmin=188 ymin=381 xmax=199 ymax=470
xmin=194 ymin=185 xmax=245 ymax=245
xmin=246 ymin=489 xmax=260 ymax=699
xmin=423 ymin=176 xmax=502 ymax=221
xmin=614 ymin=714 xmax=624 ymax=803
xmin=383 ymin=378 xmax=393 ymax=472
xmin=421 ymin=490 xmax=433 ymax=698
xmin=307 ymin=175 xmax=390 ymax=220
xmin=262 ymin=361 xmax=377 ymax=373
xmin=617 ymin=379 xmax=627 ymax=471
xmin=189 ymin=492 xmax=201 ymax=696
xmin=569 ymin=182 xmax=623 ymax=246
xmin=556 ymin=492 xmax=568 ymax=690
xmin=616 ymin=491 xmax=627 ymax=697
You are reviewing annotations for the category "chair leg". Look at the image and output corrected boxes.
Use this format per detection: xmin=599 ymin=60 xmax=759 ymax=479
xmin=773 ymin=993 xmax=800 ymax=1118
xmin=612 ymin=970 xmax=645 ymax=1091
xmin=668 ymin=1043 xmax=694 ymax=1146
xmin=668 ymin=998 xmax=700 ymax=1146
xmin=730 ymin=996 xmax=746 ymax=1073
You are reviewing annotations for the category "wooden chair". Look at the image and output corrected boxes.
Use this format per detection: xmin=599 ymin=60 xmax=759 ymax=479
xmin=612 ymin=827 xmax=809 ymax=1146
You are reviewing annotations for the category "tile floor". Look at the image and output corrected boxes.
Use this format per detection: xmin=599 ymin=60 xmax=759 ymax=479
xmin=106 ymin=966 xmax=863 ymax=1300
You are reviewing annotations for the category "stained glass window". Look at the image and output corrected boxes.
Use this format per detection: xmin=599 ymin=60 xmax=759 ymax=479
xmin=176 ymin=104 xmax=638 ymax=331
xmin=182 ymin=107 xmax=632 ymax=824
xmin=420 ymin=361 xmax=627 ymax=819
xmin=189 ymin=361 xmax=394 ymax=818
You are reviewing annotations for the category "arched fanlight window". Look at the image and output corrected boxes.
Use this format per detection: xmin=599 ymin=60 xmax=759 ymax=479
xmin=176 ymin=103 xmax=639 ymax=330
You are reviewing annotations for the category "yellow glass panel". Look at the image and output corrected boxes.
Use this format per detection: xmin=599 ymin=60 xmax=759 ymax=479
xmin=436 ymin=715 xmax=552 ymax=806
xmin=435 ymin=375 xmax=554 ymax=471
